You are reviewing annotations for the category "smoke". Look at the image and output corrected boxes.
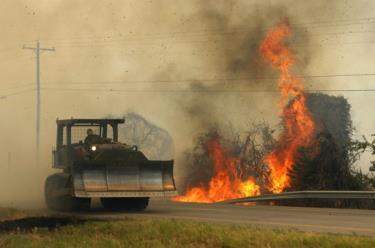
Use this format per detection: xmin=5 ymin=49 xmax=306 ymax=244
xmin=167 ymin=2 xmax=316 ymax=187
xmin=172 ymin=1 xmax=318 ymax=134
xmin=119 ymin=112 xmax=174 ymax=160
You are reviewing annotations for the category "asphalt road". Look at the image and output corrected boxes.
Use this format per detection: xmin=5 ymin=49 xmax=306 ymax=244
xmin=55 ymin=199 xmax=375 ymax=236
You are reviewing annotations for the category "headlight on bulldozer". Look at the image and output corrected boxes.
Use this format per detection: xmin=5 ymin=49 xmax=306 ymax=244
xmin=91 ymin=145 xmax=97 ymax=151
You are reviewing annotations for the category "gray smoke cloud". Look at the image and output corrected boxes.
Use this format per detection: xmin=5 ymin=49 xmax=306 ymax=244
xmin=172 ymin=1 xmax=316 ymax=136
xmin=119 ymin=112 xmax=174 ymax=160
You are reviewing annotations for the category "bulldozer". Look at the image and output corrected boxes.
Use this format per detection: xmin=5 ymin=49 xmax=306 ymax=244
xmin=45 ymin=118 xmax=177 ymax=211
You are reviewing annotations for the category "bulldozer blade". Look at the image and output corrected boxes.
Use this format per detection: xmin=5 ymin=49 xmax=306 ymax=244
xmin=72 ymin=160 xmax=177 ymax=198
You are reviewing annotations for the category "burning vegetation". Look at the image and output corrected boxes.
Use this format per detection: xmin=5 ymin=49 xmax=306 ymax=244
xmin=174 ymin=20 xmax=316 ymax=203
xmin=174 ymin=20 xmax=375 ymax=204
xmin=173 ymin=133 xmax=261 ymax=203
xmin=260 ymin=21 xmax=316 ymax=193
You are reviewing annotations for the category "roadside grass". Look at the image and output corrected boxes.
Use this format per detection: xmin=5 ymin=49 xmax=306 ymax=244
xmin=0 ymin=217 xmax=374 ymax=248
xmin=0 ymin=208 xmax=28 ymax=221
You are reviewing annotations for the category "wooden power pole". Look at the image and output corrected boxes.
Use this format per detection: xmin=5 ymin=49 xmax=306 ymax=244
xmin=23 ymin=41 xmax=55 ymax=160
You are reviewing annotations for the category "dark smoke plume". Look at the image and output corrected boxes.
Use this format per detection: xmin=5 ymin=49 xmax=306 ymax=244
xmin=174 ymin=1 xmax=314 ymax=132
xmin=171 ymin=1 xmax=316 ymax=189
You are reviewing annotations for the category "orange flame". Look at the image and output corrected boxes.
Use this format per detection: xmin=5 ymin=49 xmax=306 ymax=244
xmin=260 ymin=21 xmax=316 ymax=193
xmin=173 ymin=137 xmax=260 ymax=203
xmin=174 ymin=20 xmax=316 ymax=203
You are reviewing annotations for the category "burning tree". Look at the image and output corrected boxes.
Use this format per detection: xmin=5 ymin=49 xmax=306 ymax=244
xmin=174 ymin=20 xmax=318 ymax=203
xmin=174 ymin=125 xmax=273 ymax=203
xmin=287 ymin=93 xmax=374 ymax=192
xmin=260 ymin=21 xmax=316 ymax=193
xmin=175 ymin=20 xmax=373 ymax=205
xmin=307 ymin=93 xmax=353 ymax=168
xmin=236 ymin=122 xmax=276 ymax=188
xmin=289 ymin=132 xmax=350 ymax=190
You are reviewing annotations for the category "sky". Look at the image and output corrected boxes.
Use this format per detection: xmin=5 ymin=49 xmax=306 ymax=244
xmin=0 ymin=0 xmax=374 ymax=207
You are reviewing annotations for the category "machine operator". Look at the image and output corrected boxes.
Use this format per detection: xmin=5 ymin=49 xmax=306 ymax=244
xmin=84 ymin=128 xmax=102 ymax=146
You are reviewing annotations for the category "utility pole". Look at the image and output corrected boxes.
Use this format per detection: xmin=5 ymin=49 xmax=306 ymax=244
xmin=23 ymin=41 xmax=55 ymax=161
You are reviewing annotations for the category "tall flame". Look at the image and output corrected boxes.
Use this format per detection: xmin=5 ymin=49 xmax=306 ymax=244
xmin=260 ymin=21 xmax=315 ymax=193
xmin=174 ymin=20 xmax=316 ymax=203
xmin=173 ymin=136 xmax=260 ymax=203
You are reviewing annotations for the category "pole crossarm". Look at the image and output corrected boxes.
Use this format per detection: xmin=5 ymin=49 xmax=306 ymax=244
xmin=221 ymin=190 xmax=375 ymax=204
xmin=22 ymin=45 xmax=55 ymax=52
xmin=22 ymin=45 xmax=37 ymax=50
xmin=40 ymin=48 xmax=55 ymax=52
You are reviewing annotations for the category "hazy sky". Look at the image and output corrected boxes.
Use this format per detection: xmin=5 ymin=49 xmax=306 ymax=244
xmin=0 ymin=0 xmax=374 ymax=207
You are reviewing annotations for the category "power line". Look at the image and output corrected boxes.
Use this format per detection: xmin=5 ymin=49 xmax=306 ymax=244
xmin=296 ymin=73 xmax=375 ymax=78
xmin=22 ymin=20 xmax=375 ymax=49
xmin=47 ymin=34 xmax=375 ymax=49
xmin=1 ymin=86 xmax=374 ymax=97
xmin=0 ymin=55 xmax=35 ymax=65
xmin=37 ymin=17 xmax=375 ymax=44
xmin=40 ymin=87 xmax=375 ymax=93
xmin=0 ymin=84 xmax=375 ymax=96
xmin=0 ymin=83 xmax=34 ymax=92
xmin=294 ymin=20 xmax=375 ymax=29
xmin=43 ymin=73 xmax=375 ymax=86
xmin=20 ymin=22 xmax=374 ymax=50
xmin=290 ymin=17 xmax=375 ymax=26
xmin=0 ymin=88 xmax=35 ymax=99
xmin=1 ymin=71 xmax=371 ymax=95
xmin=0 ymin=87 xmax=374 ymax=99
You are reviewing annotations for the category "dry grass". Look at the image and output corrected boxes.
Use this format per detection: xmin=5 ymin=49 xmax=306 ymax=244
xmin=0 ymin=208 xmax=28 ymax=221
